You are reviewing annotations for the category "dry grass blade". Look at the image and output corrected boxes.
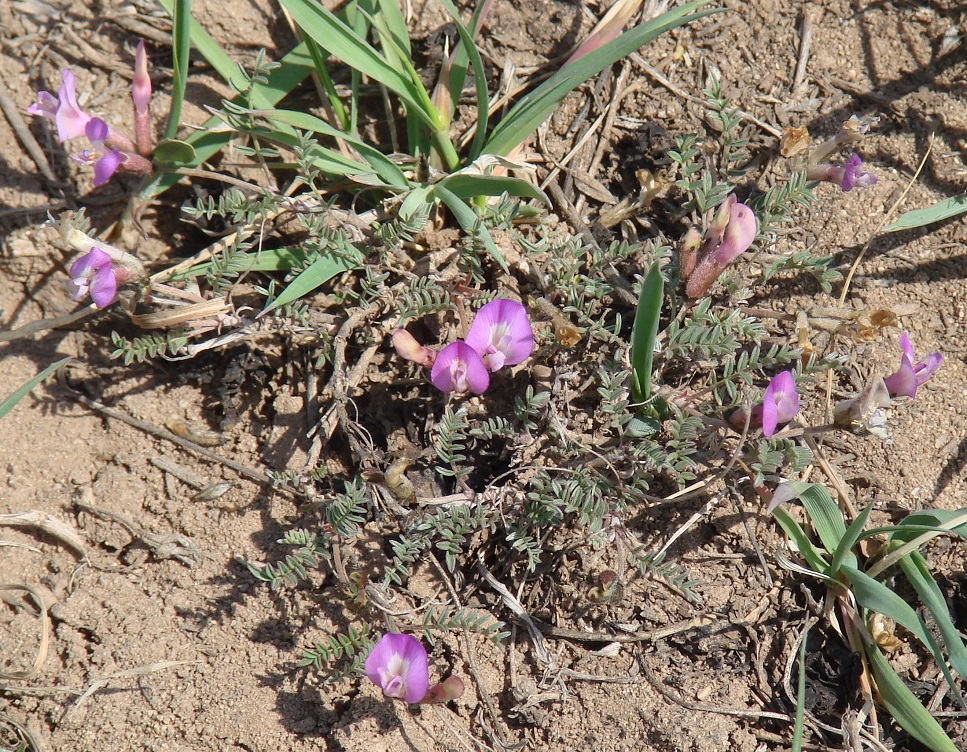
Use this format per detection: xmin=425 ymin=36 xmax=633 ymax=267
xmin=0 ymin=512 xmax=88 ymax=560
xmin=63 ymin=660 xmax=202 ymax=720
xmin=0 ymin=584 xmax=50 ymax=681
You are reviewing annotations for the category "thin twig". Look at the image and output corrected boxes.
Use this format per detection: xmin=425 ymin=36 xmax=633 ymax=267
xmin=792 ymin=8 xmax=816 ymax=94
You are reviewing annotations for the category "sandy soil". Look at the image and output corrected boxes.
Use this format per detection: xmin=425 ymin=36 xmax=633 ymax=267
xmin=1 ymin=1 xmax=966 ymax=751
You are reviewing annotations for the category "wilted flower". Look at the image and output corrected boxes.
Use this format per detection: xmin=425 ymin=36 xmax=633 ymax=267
xmin=423 ymin=676 xmax=465 ymax=704
xmin=883 ymin=332 xmax=942 ymax=399
xmin=833 ymin=376 xmax=892 ymax=440
xmin=431 ymin=341 xmax=490 ymax=394
xmin=364 ymin=633 xmax=429 ymax=704
xmin=69 ymin=247 xmax=118 ymax=308
xmin=73 ymin=118 xmax=121 ymax=187
xmin=731 ymin=370 xmax=800 ymax=437
xmin=686 ymin=195 xmax=758 ymax=298
xmin=392 ymin=329 xmax=436 ymax=368
xmin=464 ymin=299 xmax=534 ymax=372
xmin=28 ymin=69 xmax=91 ymax=143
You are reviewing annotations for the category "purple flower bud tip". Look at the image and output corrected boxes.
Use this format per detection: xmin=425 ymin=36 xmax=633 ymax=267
xmin=132 ymin=40 xmax=151 ymax=115
xmin=69 ymin=247 xmax=118 ymax=308
xmin=883 ymin=332 xmax=941 ymax=399
xmin=464 ymin=298 xmax=534 ymax=372
xmin=431 ymin=341 xmax=490 ymax=394
xmin=364 ymin=633 xmax=430 ymax=704
xmin=712 ymin=201 xmax=758 ymax=266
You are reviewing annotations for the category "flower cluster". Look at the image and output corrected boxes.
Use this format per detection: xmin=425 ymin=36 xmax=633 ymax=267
xmin=393 ymin=298 xmax=534 ymax=395
xmin=365 ymin=633 xmax=465 ymax=705
xmin=28 ymin=42 xmax=154 ymax=186
xmin=680 ymin=194 xmax=758 ymax=299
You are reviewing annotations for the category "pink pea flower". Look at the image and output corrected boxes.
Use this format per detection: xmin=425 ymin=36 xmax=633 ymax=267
xmin=431 ymin=341 xmax=490 ymax=394
xmin=806 ymin=153 xmax=877 ymax=192
xmin=464 ymin=299 xmax=534 ymax=372
xmin=883 ymin=332 xmax=942 ymax=399
xmin=28 ymin=69 xmax=92 ymax=143
xmin=131 ymin=40 xmax=153 ymax=156
xmin=73 ymin=118 xmax=121 ymax=187
xmin=364 ymin=633 xmax=430 ymax=704
xmin=686 ymin=195 xmax=758 ymax=298
xmin=69 ymin=247 xmax=118 ymax=308
xmin=731 ymin=370 xmax=800 ymax=437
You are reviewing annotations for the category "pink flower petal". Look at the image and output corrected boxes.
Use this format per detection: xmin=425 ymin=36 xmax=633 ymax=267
xmin=431 ymin=342 xmax=490 ymax=394
xmin=93 ymin=148 xmax=121 ymax=186
xmin=464 ymin=299 xmax=534 ymax=372
xmin=364 ymin=633 xmax=429 ymax=704
xmin=761 ymin=371 xmax=799 ymax=437
xmin=88 ymin=265 xmax=118 ymax=308
xmin=54 ymin=69 xmax=91 ymax=142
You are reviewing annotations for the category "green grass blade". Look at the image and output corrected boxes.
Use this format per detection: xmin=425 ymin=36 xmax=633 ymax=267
xmin=260 ymin=251 xmax=363 ymax=316
xmin=141 ymin=43 xmax=316 ymax=198
xmin=840 ymin=564 xmax=958 ymax=694
xmin=884 ymin=194 xmax=967 ymax=232
xmin=434 ymin=0 xmax=490 ymax=161
xmin=828 ymin=501 xmax=872 ymax=575
xmin=483 ymin=0 xmax=717 ymax=156
xmin=278 ymin=0 xmax=438 ymax=129
xmin=432 ymin=184 xmax=508 ymax=271
xmin=898 ymin=551 xmax=967 ymax=682
xmin=0 ymin=356 xmax=72 ymax=421
xmin=170 ymin=247 xmax=315 ymax=278
xmin=301 ymin=35 xmax=351 ymax=132
xmin=771 ymin=505 xmax=831 ymax=573
xmin=165 ymin=0 xmax=193 ymax=140
xmin=436 ymin=174 xmax=547 ymax=203
xmin=797 ymin=483 xmax=849 ymax=558
xmin=249 ymin=108 xmax=409 ymax=187
xmin=630 ymin=263 xmax=663 ymax=403
xmin=865 ymin=643 xmax=958 ymax=752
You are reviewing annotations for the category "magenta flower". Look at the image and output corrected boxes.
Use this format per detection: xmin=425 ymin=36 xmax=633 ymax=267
xmin=464 ymin=299 xmax=534 ymax=372
xmin=756 ymin=371 xmax=800 ymax=437
xmin=73 ymin=118 xmax=121 ymax=186
xmin=28 ymin=69 xmax=92 ymax=142
xmin=731 ymin=370 xmax=800 ymax=437
xmin=364 ymin=633 xmax=430 ymax=704
xmin=686 ymin=195 xmax=758 ymax=298
xmin=883 ymin=332 xmax=942 ymax=399
xmin=69 ymin=247 xmax=118 ymax=308
xmin=431 ymin=341 xmax=490 ymax=394
xmin=806 ymin=153 xmax=877 ymax=192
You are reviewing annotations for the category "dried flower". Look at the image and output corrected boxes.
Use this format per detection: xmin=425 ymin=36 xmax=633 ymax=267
xmin=423 ymin=676 xmax=465 ymax=704
xmin=833 ymin=376 xmax=892 ymax=440
xmin=431 ymin=341 xmax=490 ymax=394
xmin=464 ymin=298 xmax=534 ymax=372
xmin=73 ymin=118 xmax=121 ymax=187
xmin=69 ymin=247 xmax=118 ymax=308
xmin=364 ymin=633 xmax=429 ymax=704
xmin=686 ymin=195 xmax=758 ymax=298
xmin=392 ymin=329 xmax=436 ymax=368
xmin=883 ymin=332 xmax=942 ymax=399
xmin=28 ymin=69 xmax=91 ymax=143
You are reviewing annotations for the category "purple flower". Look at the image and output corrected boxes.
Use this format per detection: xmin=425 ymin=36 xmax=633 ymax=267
xmin=686 ymin=195 xmax=758 ymax=298
xmin=464 ymin=299 xmax=534 ymax=372
xmin=132 ymin=41 xmax=151 ymax=116
xmin=756 ymin=371 xmax=800 ymax=437
xmin=72 ymin=118 xmax=121 ymax=186
xmin=28 ymin=69 xmax=92 ymax=143
xmin=883 ymin=332 xmax=942 ymax=399
xmin=431 ymin=341 xmax=490 ymax=394
xmin=69 ymin=247 xmax=118 ymax=308
xmin=806 ymin=153 xmax=877 ymax=193
xmin=364 ymin=633 xmax=429 ymax=704
xmin=732 ymin=370 xmax=800 ymax=437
